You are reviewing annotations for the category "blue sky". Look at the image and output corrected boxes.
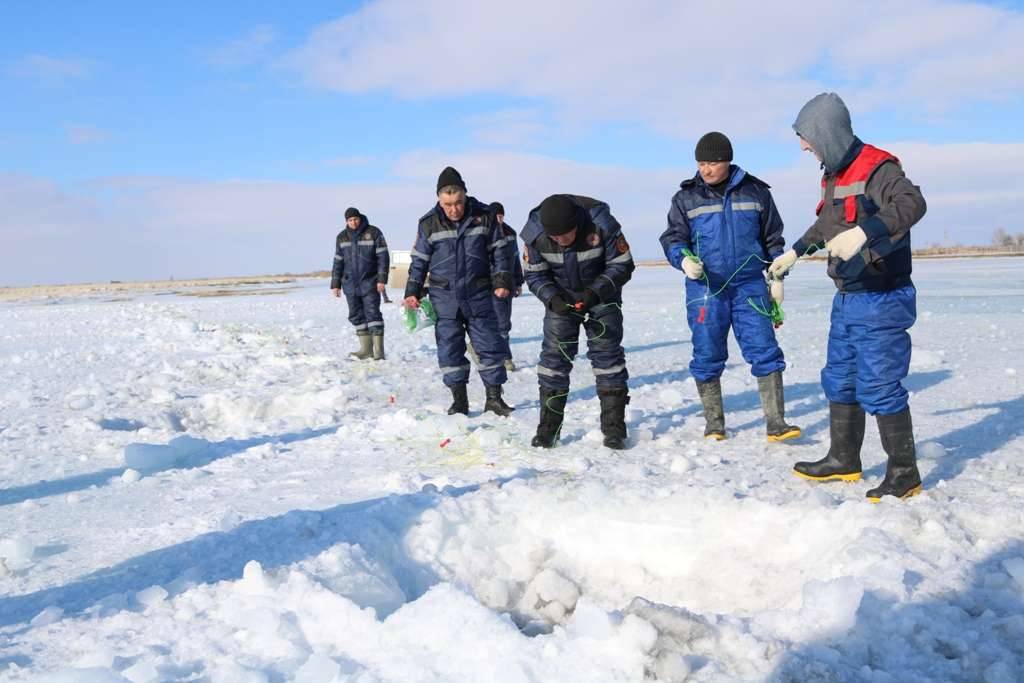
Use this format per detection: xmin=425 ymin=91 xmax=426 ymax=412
xmin=2 ymin=1 xmax=1023 ymax=285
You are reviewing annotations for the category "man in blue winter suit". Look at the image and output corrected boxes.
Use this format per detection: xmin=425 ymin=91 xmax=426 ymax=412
xmin=490 ymin=201 xmax=525 ymax=372
xmin=769 ymin=92 xmax=927 ymax=502
xmin=331 ymin=207 xmax=390 ymax=360
xmin=403 ymin=167 xmax=516 ymax=417
xmin=521 ymin=194 xmax=635 ymax=449
xmin=660 ymin=132 xmax=800 ymax=442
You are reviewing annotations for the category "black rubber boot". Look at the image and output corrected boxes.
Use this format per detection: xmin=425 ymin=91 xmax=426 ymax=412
xmin=349 ymin=332 xmax=372 ymax=360
xmin=483 ymin=384 xmax=514 ymax=417
xmin=758 ymin=371 xmax=801 ymax=442
xmin=866 ymin=409 xmax=923 ymax=502
xmin=371 ymin=333 xmax=385 ymax=361
xmin=447 ymin=383 xmax=469 ymax=416
xmin=793 ymin=402 xmax=865 ymax=482
xmin=695 ymin=379 xmax=726 ymax=440
xmin=598 ymin=387 xmax=630 ymax=449
xmin=532 ymin=387 xmax=567 ymax=448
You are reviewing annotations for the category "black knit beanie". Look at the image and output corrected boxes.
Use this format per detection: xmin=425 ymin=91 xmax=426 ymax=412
xmin=344 ymin=207 xmax=360 ymax=220
xmin=436 ymin=166 xmax=467 ymax=194
xmin=489 ymin=201 xmax=505 ymax=215
xmin=539 ymin=195 xmax=578 ymax=236
xmin=695 ymin=132 xmax=733 ymax=162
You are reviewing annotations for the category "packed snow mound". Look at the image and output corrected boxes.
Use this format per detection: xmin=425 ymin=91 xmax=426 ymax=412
xmin=3 ymin=263 xmax=1024 ymax=681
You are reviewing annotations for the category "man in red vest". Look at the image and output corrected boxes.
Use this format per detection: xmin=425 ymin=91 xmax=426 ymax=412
xmin=768 ymin=92 xmax=927 ymax=502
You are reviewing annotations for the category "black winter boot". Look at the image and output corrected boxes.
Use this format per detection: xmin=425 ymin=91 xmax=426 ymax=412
xmin=793 ymin=402 xmax=864 ymax=482
xmin=695 ymin=379 xmax=726 ymax=440
xmin=866 ymin=409 xmax=922 ymax=502
xmin=447 ymin=383 xmax=469 ymax=416
xmin=483 ymin=384 xmax=514 ymax=417
xmin=598 ymin=387 xmax=630 ymax=450
xmin=349 ymin=332 xmax=372 ymax=360
xmin=532 ymin=387 xmax=567 ymax=448
xmin=758 ymin=371 xmax=801 ymax=442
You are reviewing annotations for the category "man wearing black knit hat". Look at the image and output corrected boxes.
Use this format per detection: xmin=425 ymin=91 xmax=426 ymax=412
xmin=331 ymin=206 xmax=390 ymax=360
xmin=484 ymin=201 xmax=524 ymax=372
xmin=403 ymin=167 xmax=517 ymax=416
xmin=660 ymin=132 xmax=799 ymax=443
xmin=520 ymin=194 xmax=635 ymax=449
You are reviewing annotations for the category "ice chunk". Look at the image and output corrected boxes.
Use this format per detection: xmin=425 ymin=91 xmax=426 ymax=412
xmin=294 ymin=654 xmax=342 ymax=683
xmin=38 ymin=669 xmax=131 ymax=683
xmin=918 ymin=442 xmax=946 ymax=460
xmin=0 ymin=537 xmax=36 ymax=571
xmin=31 ymin=606 xmax=64 ymax=627
xmin=658 ymin=388 xmax=684 ymax=406
xmin=1003 ymin=557 xmax=1024 ymax=591
xmin=136 ymin=585 xmax=168 ymax=608
xmin=123 ymin=435 xmax=208 ymax=473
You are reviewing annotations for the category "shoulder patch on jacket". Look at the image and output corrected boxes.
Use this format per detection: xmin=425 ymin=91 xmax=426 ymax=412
xmin=523 ymin=250 xmax=529 ymax=263
xmin=588 ymin=232 xmax=601 ymax=247
xmin=616 ymin=236 xmax=629 ymax=254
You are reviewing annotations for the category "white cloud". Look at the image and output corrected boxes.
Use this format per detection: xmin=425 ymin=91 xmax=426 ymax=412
xmin=203 ymin=25 xmax=277 ymax=68
xmin=2 ymin=142 xmax=1020 ymax=286
xmin=64 ymin=124 xmax=110 ymax=145
xmin=7 ymin=54 xmax=92 ymax=85
xmin=464 ymin=108 xmax=553 ymax=147
xmin=282 ymin=0 xmax=1024 ymax=140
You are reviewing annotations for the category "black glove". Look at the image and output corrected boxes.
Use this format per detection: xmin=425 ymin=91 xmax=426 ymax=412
xmin=575 ymin=289 xmax=601 ymax=313
xmin=547 ymin=293 xmax=572 ymax=314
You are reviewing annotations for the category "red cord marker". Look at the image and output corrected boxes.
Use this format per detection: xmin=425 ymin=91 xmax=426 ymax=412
xmin=389 ymin=395 xmax=396 ymax=404
xmin=697 ymin=306 xmax=706 ymax=324
xmin=439 ymin=438 xmax=451 ymax=448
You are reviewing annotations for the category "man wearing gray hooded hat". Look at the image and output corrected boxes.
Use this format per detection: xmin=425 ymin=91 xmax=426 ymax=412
xmin=768 ymin=92 xmax=927 ymax=502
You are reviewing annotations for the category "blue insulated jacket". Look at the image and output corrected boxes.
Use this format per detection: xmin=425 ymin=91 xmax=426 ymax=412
xmin=330 ymin=216 xmax=390 ymax=296
xmin=660 ymin=166 xmax=785 ymax=287
xmin=404 ymin=197 xmax=514 ymax=318
xmin=502 ymin=223 xmax=526 ymax=289
xmin=520 ymin=195 xmax=635 ymax=306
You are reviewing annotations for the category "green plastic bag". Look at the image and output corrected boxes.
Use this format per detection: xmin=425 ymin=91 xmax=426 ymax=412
xmin=403 ymin=296 xmax=438 ymax=333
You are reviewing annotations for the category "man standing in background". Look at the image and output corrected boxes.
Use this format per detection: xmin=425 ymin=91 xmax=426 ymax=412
xmin=489 ymin=201 xmax=525 ymax=372
xmin=331 ymin=207 xmax=390 ymax=361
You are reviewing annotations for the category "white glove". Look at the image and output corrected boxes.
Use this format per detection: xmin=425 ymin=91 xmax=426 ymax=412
xmin=768 ymin=249 xmax=798 ymax=279
xmin=682 ymin=257 xmax=704 ymax=280
xmin=769 ymin=279 xmax=784 ymax=305
xmin=826 ymin=226 xmax=867 ymax=261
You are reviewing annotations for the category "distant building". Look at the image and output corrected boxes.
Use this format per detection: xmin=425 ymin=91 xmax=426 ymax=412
xmin=389 ymin=250 xmax=411 ymax=290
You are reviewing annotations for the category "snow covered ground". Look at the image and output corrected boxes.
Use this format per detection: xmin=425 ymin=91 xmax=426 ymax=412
xmin=1 ymin=258 xmax=1023 ymax=682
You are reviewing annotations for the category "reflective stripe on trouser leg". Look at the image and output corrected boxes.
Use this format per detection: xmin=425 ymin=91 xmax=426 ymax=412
xmin=346 ymin=292 xmax=366 ymax=328
xmin=363 ymin=290 xmax=384 ymax=334
xmin=435 ymin=315 xmax=471 ymax=387
xmin=685 ymin=278 xmax=730 ymax=383
xmin=467 ymin=308 xmax=508 ymax=386
xmin=729 ymin=280 xmax=785 ymax=377
xmin=538 ymin=311 xmax=581 ymax=391
xmin=585 ymin=305 xmax=628 ymax=389
xmin=493 ymin=295 xmax=513 ymax=360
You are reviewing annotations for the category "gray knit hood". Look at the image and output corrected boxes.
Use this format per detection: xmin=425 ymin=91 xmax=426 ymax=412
xmin=793 ymin=92 xmax=856 ymax=174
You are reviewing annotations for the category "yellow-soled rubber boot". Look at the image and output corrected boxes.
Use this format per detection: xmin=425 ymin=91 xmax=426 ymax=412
xmin=793 ymin=402 xmax=864 ymax=482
